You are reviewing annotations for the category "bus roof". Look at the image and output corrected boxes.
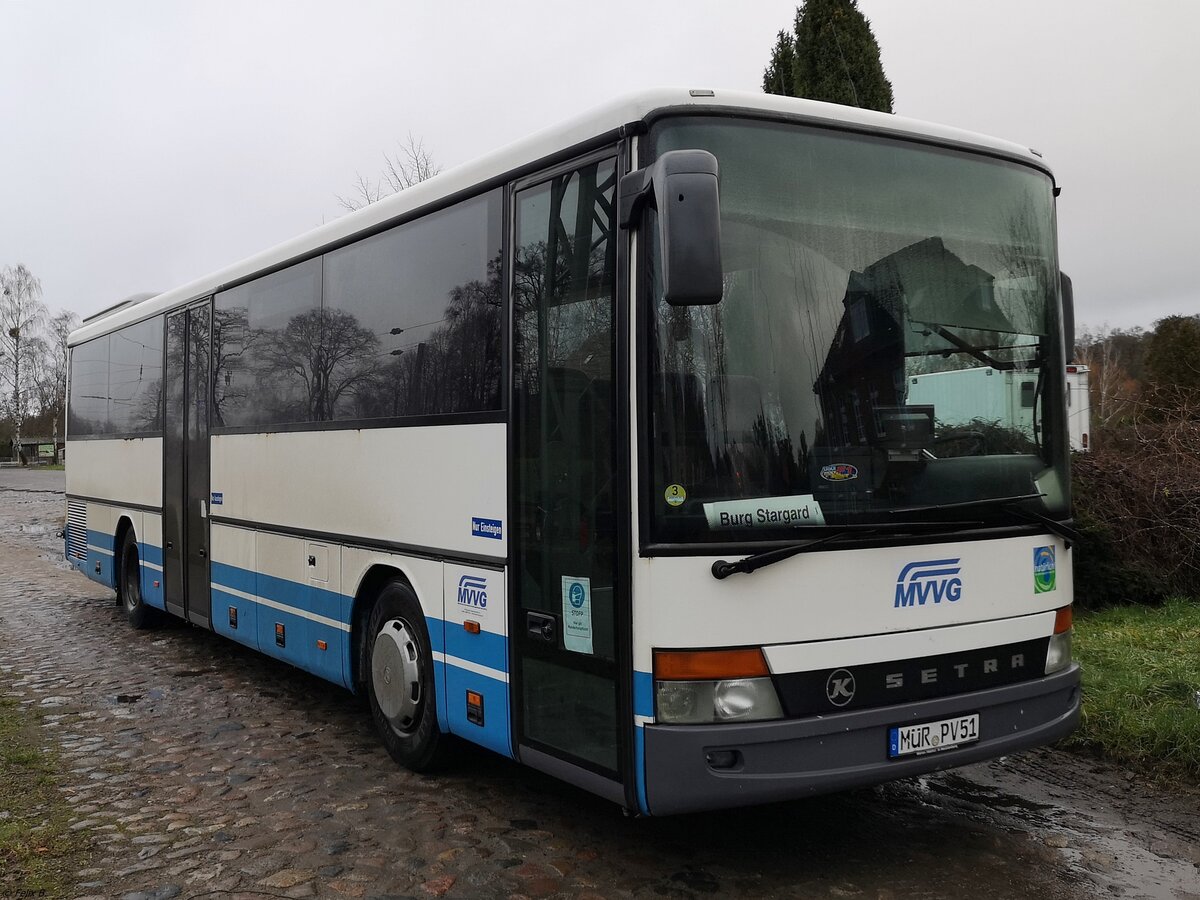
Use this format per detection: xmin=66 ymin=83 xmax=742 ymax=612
xmin=69 ymin=87 xmax=1050 ymax=346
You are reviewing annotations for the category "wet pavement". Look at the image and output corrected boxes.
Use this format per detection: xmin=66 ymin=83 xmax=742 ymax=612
xmin=2 ymin=467 xmax=1198 ymax=899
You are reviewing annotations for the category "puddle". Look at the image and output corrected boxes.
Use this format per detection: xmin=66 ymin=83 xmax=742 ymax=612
xmin=930 ymin=760 xmax=1200 ymax=900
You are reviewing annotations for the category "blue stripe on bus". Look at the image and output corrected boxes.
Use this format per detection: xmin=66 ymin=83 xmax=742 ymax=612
xmin=444 ymin=663 xmax=514 ymax=759
xmin=209 ymin=561 xmax=351 ymax=689
xmin=139 ymin=542 xmax=166 ymax=610
xmin=210 ymin=561 xmax=257 ymax=600
xmin=444 ymin=625 xmax=508 ymax=675
xmin=633 ymin=670 xmax=654 ymax=718
xmin=633 ymin=670 xmax=653 ymax=815
xmin=85 ymin=529 xmax=115 ymax=590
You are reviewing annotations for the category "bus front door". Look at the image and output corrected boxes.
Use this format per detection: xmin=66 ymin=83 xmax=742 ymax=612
xmin=162 ymin=302 xmax=212 ymax=627
xmin=510 ymin=153 xmax=627 ymax=802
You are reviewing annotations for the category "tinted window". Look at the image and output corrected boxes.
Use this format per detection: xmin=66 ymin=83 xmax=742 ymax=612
xmin=107 ymin=316 xmax=163 ymax=433
xmin=68 ymin=316 xmax=165 ymax=437
xmin=68 ymin=335 xmax=109 ymax=436
xmin=212 ymin=191 xmax=503 ymax=429
xmin=323 ymin=189 xmax=503 ymax=419
xmin=214 ymin=258 xmax=322 ymax=426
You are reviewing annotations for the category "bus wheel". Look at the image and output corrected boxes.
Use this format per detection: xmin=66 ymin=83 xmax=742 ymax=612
xmin=118 ymin=531 xmax=157 ymax=629
xmin=365 ymin=580 xmax=446 ymax=772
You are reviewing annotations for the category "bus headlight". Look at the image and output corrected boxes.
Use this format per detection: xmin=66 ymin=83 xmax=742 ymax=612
xmin=653 ymin=648 xmax=784 ymax=724
xmin=1045 ymin=630 xmax=1073 ymax=674
xmin=655 ymin=677 xmax=784 ymax=724
xmin=1045 ymin=606 xmax=1073 ymax=674
xmin=713 ymin=677 xmax=783 ymax=720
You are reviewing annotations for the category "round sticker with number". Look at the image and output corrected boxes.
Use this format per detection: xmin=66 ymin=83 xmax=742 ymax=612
xmin=664 ymin=484 xmax=687 ymax=507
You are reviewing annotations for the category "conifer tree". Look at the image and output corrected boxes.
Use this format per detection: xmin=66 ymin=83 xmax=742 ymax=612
xmin=763 ymin=0 xmax=894 ymax=113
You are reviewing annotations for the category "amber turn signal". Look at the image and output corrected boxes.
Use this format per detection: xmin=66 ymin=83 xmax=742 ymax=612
xmin=654 ymin=647 xmax=770 ymax=681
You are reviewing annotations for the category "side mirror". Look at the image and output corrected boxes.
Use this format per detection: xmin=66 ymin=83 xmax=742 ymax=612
xmin=1060 ymin=272 xmax=1075 ymax=363
xmin=620 ymin=149 xmax=723 ymax=305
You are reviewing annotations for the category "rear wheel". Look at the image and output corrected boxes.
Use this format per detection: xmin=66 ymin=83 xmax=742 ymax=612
xmin=364 ymin=579 xmax=446 ymax=771
xmin=118 ymin=530 xmax=158 ymax=629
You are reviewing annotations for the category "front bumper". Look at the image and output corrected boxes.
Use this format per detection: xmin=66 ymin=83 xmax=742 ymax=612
xmin=643 ymin=663 xmax=1080 ymax=815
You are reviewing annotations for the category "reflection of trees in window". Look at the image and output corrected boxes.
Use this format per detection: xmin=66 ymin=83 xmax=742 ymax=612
xmin=256 ymin=308 xmax=379 ymax=422
xmin=210 ymin=189 xmax=503 ymax=429
xmin=68 ymin=316 xmax=164 ymax=436
xmin=513 ymin=161 xmax=616 ymax=387
xmin=211 ymin=305 xmax=253 ymax=428
xmin=356 ymin=255 xmax=503 ymax=418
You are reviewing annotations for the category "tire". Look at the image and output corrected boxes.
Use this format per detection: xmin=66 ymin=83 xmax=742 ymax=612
xmin=118 ymin=530 xmax=158 ymax=630
xmin=363 ymin=579 xmax=447 ymax=772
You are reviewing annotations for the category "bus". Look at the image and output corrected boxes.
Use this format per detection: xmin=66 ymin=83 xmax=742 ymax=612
xmin=64 ymin=88 xmax=1080 ymax=815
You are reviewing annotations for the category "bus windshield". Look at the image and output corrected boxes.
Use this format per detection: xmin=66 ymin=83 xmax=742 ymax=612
xmin=646 ymin=117 xmax=1067 ymax=544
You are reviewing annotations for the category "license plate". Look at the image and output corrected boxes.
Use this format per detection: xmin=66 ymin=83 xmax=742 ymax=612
xmin=889 ymin=713 xmax=979 ymax=758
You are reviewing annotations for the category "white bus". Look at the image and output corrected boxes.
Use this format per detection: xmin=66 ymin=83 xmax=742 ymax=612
xmin=65 ymin=89 xmax=1079 ymax=815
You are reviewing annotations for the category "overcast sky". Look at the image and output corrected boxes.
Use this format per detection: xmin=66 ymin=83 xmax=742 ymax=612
xmin=2 ymin=0 xmax=1196 ymax=331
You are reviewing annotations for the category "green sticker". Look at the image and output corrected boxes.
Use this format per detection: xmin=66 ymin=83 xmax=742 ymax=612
xmin=664 ymin=484 xmax=687 ymax=507
xmin=1034 ymin=546 xmax=1056 ymax=593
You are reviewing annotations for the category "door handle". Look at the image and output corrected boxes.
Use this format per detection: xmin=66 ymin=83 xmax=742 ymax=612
xmin=198 ymin=548 xmax=207 ymax=559
xmin=526 ymin=612 xmax=557 ymax=644
xmin=166 ymin=541 xmax=174 ymax=550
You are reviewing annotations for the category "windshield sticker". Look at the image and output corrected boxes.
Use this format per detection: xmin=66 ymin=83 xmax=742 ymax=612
xmin=561 ymin=576 xmax=593 ymax=654
xmin=704 ymin=495 xmax=827 ymax=529
xmin=1034 ymin=546 xmax=1056 ymax=593
xmin=819 ymin=463 xmax=858 ymax=482
xmin=664 ymin=484 xmax=687 ymax=507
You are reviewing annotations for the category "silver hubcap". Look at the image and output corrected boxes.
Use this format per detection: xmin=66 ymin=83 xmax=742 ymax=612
xmin=371 ymin=618 xmax=423 ymax=734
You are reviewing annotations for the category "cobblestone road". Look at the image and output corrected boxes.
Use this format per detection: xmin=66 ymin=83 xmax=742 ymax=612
xmin=2 ymin=470 xmax=1198 ymax=899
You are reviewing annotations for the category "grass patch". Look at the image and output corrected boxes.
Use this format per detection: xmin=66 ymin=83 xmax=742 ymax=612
xmin=0 ymin=695 xmax=90 ymax=898
xmin=1067 ymin=598 xmax=1200 ymax=784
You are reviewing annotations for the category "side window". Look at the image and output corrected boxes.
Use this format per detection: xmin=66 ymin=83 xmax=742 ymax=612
xmin=214 ymin=258 xmax=322 ymax=427
xmin=68 ymin=317 xmax=165 ymax=437
xmin=212 ymin=189 xmax=503 ymax=430
xmin=68 ymin=335 xmax=110 ymax=436
xmin=323 ymin=189 xmax=504 ymax=420
xmin=107 ymin=316 xmax=164 ymax=433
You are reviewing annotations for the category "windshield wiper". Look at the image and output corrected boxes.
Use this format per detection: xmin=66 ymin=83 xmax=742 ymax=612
xmin=709 ymin=519 xmax=986 ymax=580
xmin=711 ymin=528 xmax=875 ymax=579
xmin=888 ymin=492 xmax=1081 ymax=547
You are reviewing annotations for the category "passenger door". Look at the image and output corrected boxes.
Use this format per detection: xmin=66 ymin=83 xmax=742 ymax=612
xmin=510 ymin=153 xmax=626 ymax=797
xmin=162 ymin=301 xmax=212 ymax=626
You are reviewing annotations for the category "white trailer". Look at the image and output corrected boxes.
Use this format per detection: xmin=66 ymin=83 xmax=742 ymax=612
xmin=907 ymin=367 xmax=1039 ymax=438
xmin=1065 ymin=365 xmax=1091 ymax=451
xmin=908 ymin=366 xmax=1090 ymax=452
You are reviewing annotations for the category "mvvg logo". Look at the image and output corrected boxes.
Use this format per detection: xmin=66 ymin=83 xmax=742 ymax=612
xmin=894 ymin=558 xmax=963 ymax=608
xmin=457 ymin=574 xmax=488 ymax=609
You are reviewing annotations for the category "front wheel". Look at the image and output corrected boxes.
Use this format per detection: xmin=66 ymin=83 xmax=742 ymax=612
xmin=364 ymin=579 xmax=447 ymax=772
xmin=118 ymin=531 xmax=158 ymax=629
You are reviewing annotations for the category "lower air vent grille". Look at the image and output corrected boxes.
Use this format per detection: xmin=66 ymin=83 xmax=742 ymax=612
xmin=67 ymin=500 xmax=87 ymax=560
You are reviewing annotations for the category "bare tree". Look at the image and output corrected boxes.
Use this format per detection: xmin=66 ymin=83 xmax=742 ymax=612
xmin=1075 ymin=324 xmax=1145 ymax=427
xmin=337 ymin=134 xmax=441 ymax=212
xmin=29 ymin=310 xmax=80 ymax=457
xmin=0 ymin=264 xmax=49 ymax=460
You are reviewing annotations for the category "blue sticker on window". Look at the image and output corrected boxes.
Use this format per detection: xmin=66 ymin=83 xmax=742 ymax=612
xmin=471 ymin=517 xmax=502 ymax=540
xmin=211 ymin=492 xmax=224 ymax=506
